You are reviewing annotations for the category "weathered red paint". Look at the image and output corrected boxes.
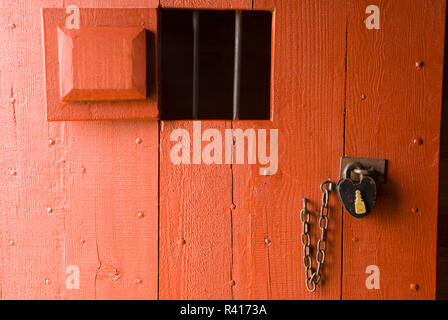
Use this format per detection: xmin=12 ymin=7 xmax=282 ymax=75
xmin=0 ymin=0 xmax=446 ymax=301
xmin=342 ymin=0 xmax=446 ymax=300
xmin=58 ymin=27 xmax=147 ymax=102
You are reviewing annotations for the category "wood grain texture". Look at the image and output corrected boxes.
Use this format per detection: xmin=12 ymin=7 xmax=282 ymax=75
xmin=158 ymin=0 xmax=250 ymax=300
xmin=159 ymin=121 xmax=233 ymax=299
xmin=42 ymin=8 xmax=159 ymax=121
xmin=64 ymin=0 xmax=159 ymax=8
xmin=0 ymin=0 xmax=66 ymax=300
xmin=161 ymin=0 xmax=251 ymax=9
xmin=0 ymin=0 xmax=158 ymax=300
xmin=344 ymin=0 xmax=446 ymax=300
xmin=232 ymin=0 xmax=346 ymax=300
xmin=58 ymin=27 xmax=147 ymax=101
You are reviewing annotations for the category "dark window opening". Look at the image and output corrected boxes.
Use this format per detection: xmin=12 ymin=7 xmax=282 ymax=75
xmin=160 ymin=9 xmax=272 ymax=120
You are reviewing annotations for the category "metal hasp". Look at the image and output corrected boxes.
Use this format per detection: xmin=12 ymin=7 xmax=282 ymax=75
xmin=339 ymin=156 xmax=387 ymax=184
xmin=337 ymin=157 xmax=387 ymax=219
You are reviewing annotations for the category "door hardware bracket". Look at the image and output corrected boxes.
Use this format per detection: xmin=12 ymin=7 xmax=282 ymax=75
xmin=339 ymin=156 xmax=388 ymax=184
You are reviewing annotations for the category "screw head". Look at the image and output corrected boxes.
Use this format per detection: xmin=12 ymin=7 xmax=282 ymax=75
xmin=177 ymin=238 xmax=186 ymax=246
xmin=411 ymin=207 xmax=419 ymax=214
xmin=137 ymin=211 xmax=145 ymax=219
xmin=264 ymin=238 xmax=271 ymax=245
xmin=80 ymin=239 xmax=86 ymax=245
xmin=229 ymin=280 xmax=236 ymax=287
xmin=136 ymin=137 xmax=143 ymax=145
xmin=136 ymin=278 xmax=143 ymax=286
xmin=352 ymin=237 xmax=359 ymax=242
xmin=45 ymin=279 xmax=51 ymax=285
xmin=10 ymin=169 xmax=17 ymax=176
xmin=48 ymin=138 xmax=55 ymax=146
xmin=415 ymin=61 xmax=424 ymax=70
xmin=80 ymin=167 xmax=86 ymax=174
xmin=361 ymin=94 xmax=367 ymax=101
xmin=8 ymin=240 xmax=15 ymax=246
xmin=8 ymin=23 xmax=16 ymax=30
xmin=47 ymin=207 xmax=54 ymax=214
xmin=230 ymin=203 xmax=236 ymax=210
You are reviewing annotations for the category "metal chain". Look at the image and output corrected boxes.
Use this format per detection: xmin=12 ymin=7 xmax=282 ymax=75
xmin=300 ymin=181 xmax=335 ymax=293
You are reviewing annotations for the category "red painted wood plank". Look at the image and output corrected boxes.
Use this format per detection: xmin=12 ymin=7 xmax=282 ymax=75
xmin=161 ymin=0 xmax=251 ymax=9
xmin=231 ymin=0 xmax=346 ymax=300
xmin=158 ymin=0 xmax=252 ymax=300
xmin=0 ymin=0 xmax=159 ymax=300
xmin=343 ymin=0 xmax=446 ymax=300
xmin=159 ymin=121 xmax=233 ymax=299
xmin=59 ymin=121 xmax=159 ymax=300
xmin=0 ymin=0 xmax=66 ymax=300
xmin=66 ymin=0 xmax=159 ymax=7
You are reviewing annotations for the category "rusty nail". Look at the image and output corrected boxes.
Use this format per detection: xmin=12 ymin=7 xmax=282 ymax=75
xmin=352 ymin=237 xmax=359 ymax=242
xmin=361 ymin=94 xmax=367 ymax=101
xmin=411 ymin=207 xmax=419 ymax=214
xmin=8 ymin=240 xmax=15 ymax=246
xmin=47 ymin=207 xmax=54 ymax=214
xmin=10 ymin=169 xmax=17 ymax=176
xmin=136 ymin=137 xmax=143 ymax=145
xmin=178 ymin=238 xmax=186 ymax=246
xmin=45 ymin=279 xmax=51 ymax=285
xmin=229 ymin=280 xmax=236 ymax=287
xmin=48 ymin=138 xmax=55 ymax=146
xmin=415 ymin=61 xmax=424 ymax=70
xmin=136 ymin=278 xmax=143 ymax=286
xmin=137 ymin=211 xmax=145 ymax=219
xmin=9 ymin=23 xmax=16 ymax=30
xmin=265 ymin=238 xmax=271 ymax=245
xmin=81 ymin=167 xmax=86 ymax=174
xmin=230 ymin=203 xmax=236 ymax=210
xmin=10 ymin=97 xmax=16 ymax=104
xmin=80 ymin=239 xmax=86 ymax=245
xmin=410 ymin=283 xmax=419 ymax=291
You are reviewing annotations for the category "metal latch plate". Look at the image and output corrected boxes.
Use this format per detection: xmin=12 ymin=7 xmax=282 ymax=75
xmin=339 ymin=156 xmax=388 ymax=184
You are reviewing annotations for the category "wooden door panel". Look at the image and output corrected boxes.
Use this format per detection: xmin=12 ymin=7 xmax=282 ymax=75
xmin=0 ymin=0 xmax=159 ymax=300
xmin=343 ymin=0 xmax=446 ymax=300
xmin=231 ymin=0 xmax=347 ymax=300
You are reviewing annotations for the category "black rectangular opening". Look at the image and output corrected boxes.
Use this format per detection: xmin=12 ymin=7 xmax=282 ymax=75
xmin=160 ymin=9 xmax=272 ymax=120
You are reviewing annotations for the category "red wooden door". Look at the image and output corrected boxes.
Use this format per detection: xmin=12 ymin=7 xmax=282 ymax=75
xmin=0 ymin=0 xmax=446 ymax=300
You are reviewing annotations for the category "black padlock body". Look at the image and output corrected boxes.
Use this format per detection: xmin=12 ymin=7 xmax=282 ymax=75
xmin=337 ymin=176 xmax=376 ymax=218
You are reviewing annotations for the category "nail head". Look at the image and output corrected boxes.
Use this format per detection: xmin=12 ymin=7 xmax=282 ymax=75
xmin=413 ymin=138 xmax=423 ymax=146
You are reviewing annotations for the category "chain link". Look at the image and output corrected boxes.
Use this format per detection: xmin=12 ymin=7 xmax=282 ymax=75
xmin=301 ymin=181 xmax=335 ymax=293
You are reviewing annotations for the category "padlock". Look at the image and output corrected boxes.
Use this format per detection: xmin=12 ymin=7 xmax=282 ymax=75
xmin=337 ymin=163 xmax=377 ymax=218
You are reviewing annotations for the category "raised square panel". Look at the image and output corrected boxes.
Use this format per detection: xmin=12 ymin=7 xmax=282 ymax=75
xmin=42 ymin=8 xmax=158 ymax=121
xmin=58 ymin=27 xmax=147 ymax=102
